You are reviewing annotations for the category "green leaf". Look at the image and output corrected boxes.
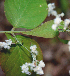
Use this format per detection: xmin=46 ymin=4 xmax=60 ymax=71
xmin=22 ymin=20 xmax=59 ymax=38
xmin=4 ymin=0 xmax=48 ymax=29
xmin=5 ymin=33 xmax=16 ymax=43
xmin=1 ymin=35 xmax=42 ymax=76
xmin=57 ymin=37 xmax=68 ymax=44
xmin=58 ymin=21 xmax=64 ymax=29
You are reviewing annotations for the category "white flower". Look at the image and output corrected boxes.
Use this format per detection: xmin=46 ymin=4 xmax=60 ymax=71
xmin=64 ymin=19 xmax=70 ymax=30
xmin=29 ymin=62 xmax=35 ymax=70
xmin=68 ymin=46 xmax=70 ymax=52
xmin=2 ymin=42 xmax=7 ymax=46
xmin=30 ymin=45 xmax=38 ymax=55
xmin=21 ymin=44 xmax=45 ymax=75
xmin=31 ymin=50 xmax=38 ymax=55
xmin=69 ymin=70 xmax=70 ymax=75
xmin=33 ymin=66 xmax=42 ymax=72
xmin=38 ymin=60 xmax=45 ymax=68
xmin=29 ymin=62 xmax=35 ymax=67
xmin=0 ymin=42 xmax=4 ymax=48
xmin=0 ymin=39 xmax=12 ymax=49
xmin=33 ymin=66 xmax=44 ymax=75
xmin=4 ymin=45 xmax=10 ymax=49
xmin=25 ymin=62 xmax=29 ymax=66
xmin=48 ymin=3 xmax=55 ymax=12
xmin=36 ymin=69 xmax=44 ymax=75
xmin=51 ymin=10 xmax=57 ymax=16
xmin=58 ymin=12 xmax=64 ymax=17
xmin=64 ymin=19 xmax=70 ymax=29
xmin=68 ymin=41 xmax=70 ymax=52
xmin=68 ymin=41 xmax=70 ymax=46
xmin=54 ymin=17 xmax=62 ymax=25
xmin=2 ymin=42 xmax=10 ymax=49
xmin=30 ymin=45 xmax=37 ymax=51
xmin=63 ymin=26 xmax=67 ymax=30
xmin=26 ymin=71 xmax=31 ymax=75
xmin=52 ymin=17 xmax=62 ymax=30
xmin=48 ymin=3 xmax=56 ymax=16
xmin=5 ymin=39 xmax=12 ymax=45
xmin=21 ymin=64 xmax=29 ymax=71
xmin=52 ymin=24 xmax=57 ymax=30
xmin=20 ymin=64 xmax=29 ymax=74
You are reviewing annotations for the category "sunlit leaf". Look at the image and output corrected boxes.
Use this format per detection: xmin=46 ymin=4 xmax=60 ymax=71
xmin=22 ymin=20 xmax=59 ymax=38
xmin=4 ymin=0 xmax=48 ymax=29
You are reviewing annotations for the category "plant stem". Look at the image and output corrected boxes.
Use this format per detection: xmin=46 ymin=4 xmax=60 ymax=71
xmin=0 ymin=30 xmax=70 ymax=34
xmin=0 ymin=31 xmax=26 ymax=33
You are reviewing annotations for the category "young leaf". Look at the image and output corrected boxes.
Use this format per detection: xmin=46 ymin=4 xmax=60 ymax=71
xmin=22 ymin=20 xmax=59 ymax=38
xmin=1 ymin=35 xmax=43 ymax=76
xmin=57 ymin=37 xmax=68 ymax=44
xmin=4 ymin=0 xmax=48 ymax=29
xmin=58 ymin=21 xmax=64 ymax=29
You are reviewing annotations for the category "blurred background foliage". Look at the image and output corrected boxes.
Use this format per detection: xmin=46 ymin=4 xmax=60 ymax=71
xmin=0 ymin=0 xmax=70 ymax=76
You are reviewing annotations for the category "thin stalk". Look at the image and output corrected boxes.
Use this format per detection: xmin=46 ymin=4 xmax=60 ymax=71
xmin=0 ymin=31 xmax=25 ymax=33
xmin=0 ymin=29 xmax=70 ymax=34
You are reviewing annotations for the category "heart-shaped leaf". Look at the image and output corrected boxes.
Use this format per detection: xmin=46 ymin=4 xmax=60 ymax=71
xmin=1 ymin=35 xmax=43 ymax=76
xmin=22 ymin=20 xmax=59 ymax=38
xmin=4 ymin=0 xmax=48 ymax=29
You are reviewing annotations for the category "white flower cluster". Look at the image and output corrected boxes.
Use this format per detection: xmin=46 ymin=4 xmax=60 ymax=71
xmin=20 ymin=45 xmax=45 ymax=75
xmin=48 ymin=3 xmax=70 ymax=31
xmin=30 ymin=45 xmax=38 ymax=55
xmin=68 ymin=41 xmax=70 ymax=52
xmin=20 ymin=63 xmax=31 ymax=75
xmin=52 ymin=17 xmax=62 ymax=30
xmin=48 ymin=3 xmax=57 ymax=16
xmin=64 ymin=19 xmax=70 ymax=30
xmin=0 ymin=39 xmax=12 ymax=49
xmin=48 ymin=3 xmax=64 ymax=17
xmin=33 ymin=60 xmax=45 ymax=75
